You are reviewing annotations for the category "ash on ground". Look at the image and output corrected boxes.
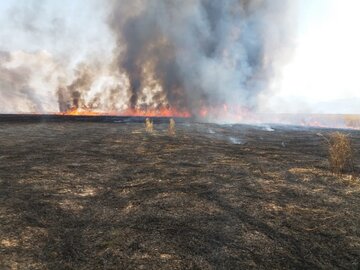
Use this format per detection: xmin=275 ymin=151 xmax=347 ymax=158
xmin=0 ymin=122 xmax=359 ymax=269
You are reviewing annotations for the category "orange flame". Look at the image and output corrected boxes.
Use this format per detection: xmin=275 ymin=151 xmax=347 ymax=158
xmin=60 ymin=107 xmax=191 ymax=118
xmin=61 ymin=108 xmax=102 ymax=116
xmin=119 ymin=107 xmax=191 ymax=118
xmin=58 ymin=104 xmax=360 ymax=130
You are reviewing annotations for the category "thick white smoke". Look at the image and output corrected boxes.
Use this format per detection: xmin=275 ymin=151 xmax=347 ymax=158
xmin=0 ymin=0 xmax=296 ymax=116
xmin=0 ymin=0 xmax=123 ymax=113
xmin=0 ymin=50 xmax=60 ymax=113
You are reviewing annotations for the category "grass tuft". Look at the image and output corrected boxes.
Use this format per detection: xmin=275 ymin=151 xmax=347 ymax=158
xmin=168 ymin=118 xmax=176 ymax=135
xmin=145 ymin=118 xmax=154 ymax=133
xmin=328 ymin=132 xmax=354 ymax=174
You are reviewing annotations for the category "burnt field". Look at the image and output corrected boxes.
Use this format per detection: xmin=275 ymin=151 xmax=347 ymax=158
xmin=0 ymin=119 xmax=359 ymax=269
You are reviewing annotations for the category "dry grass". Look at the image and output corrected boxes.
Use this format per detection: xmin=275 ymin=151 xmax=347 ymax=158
xmin=168 ymin=118 xmax=176 ymax=136
xmin=328 ymin=132 xmax=354 ymax=174
xmin=145 ymin=118 xmax=154 ymax=133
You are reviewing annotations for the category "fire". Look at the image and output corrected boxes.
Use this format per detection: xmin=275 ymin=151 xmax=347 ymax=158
xmin=61 ymin=107 xmax=102 ymax=116
xmin=119 ymin=107 xmax=191 ymax=118
xmin=58 ymin=104 xmax=360 ymax=130
xmin=198 ymin=104 xmax=253 ymax=122
xmin=268 ymin=114 xmax=360 ymax=130
xmin=60 ymin=107 xmax=191 ymax=118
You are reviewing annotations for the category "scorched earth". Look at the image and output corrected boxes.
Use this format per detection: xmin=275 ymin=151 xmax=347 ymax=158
xmin=0 ymin=121 xmax=359 ymax=269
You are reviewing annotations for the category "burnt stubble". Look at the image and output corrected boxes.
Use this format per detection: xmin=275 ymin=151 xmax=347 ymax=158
xmin=0 ymin=120 xmax=359 ymax=269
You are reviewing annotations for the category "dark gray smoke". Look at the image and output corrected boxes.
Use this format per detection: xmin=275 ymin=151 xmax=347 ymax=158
xmin=108 ymin=0 xmax=296 ymax=114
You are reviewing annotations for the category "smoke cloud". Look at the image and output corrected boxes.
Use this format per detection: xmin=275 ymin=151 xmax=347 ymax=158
xmin=0 ymin=0 xmax=296 ymax=116
xmin=109 ymin=0 xmax=296 ymax=114
xmin=0 ymin=50 xmax=60 ymax=113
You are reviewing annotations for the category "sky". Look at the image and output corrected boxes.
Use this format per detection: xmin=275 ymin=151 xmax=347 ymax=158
xmin=0 ymin=0 xmax=359 ymax=114
xmin=0 ymin=0 xmax=113 ymax=62
xmin=265 ymin=0 xmax=360 ymax=113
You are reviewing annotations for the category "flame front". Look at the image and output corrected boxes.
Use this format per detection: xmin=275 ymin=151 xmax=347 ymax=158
xmin=61 ymin=108 xmax=102 ymax=116
xmin=60 ymin=107 xmax=191 ymax=118
xmin=59 ymin=104 xmax=360 ymax=130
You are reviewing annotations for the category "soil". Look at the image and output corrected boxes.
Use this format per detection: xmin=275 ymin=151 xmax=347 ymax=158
xmin=0 ymin=120 xmax=359 ymax=269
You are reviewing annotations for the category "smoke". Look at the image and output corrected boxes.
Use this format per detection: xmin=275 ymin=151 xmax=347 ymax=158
xmin=0 ymin=50 xmax=60 ymax=113
xmin=0 ymin=0 xmax=125 ymax=113
xmin=108 ymin=0 xmax=296 ymax=114
xmin=0 ymin=0 xmax=296 ymax=116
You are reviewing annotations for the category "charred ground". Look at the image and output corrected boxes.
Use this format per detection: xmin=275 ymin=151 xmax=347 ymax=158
xmin=0 ymin=121 xmax=359 ymax=269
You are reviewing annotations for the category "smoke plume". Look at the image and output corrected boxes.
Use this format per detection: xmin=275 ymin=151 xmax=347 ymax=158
xmin=0 ymin=0 xmax=296 ymax=116
xmin=108 ymin=0 xmax=295 ymax=114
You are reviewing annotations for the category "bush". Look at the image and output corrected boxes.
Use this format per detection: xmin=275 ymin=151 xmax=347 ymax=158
xmin=328 ymin=132 xmax=354 ymax=174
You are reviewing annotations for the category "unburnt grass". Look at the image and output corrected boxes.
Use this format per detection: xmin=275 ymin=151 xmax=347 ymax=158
xmin=0 ymin=122 xmax=359 ymax=269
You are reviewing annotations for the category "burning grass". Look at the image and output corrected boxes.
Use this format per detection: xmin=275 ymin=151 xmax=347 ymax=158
xmin=60 ymin=107 xmax=192 ymax=118
xmin=0 ymin=122 xmax=359 ymax=269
